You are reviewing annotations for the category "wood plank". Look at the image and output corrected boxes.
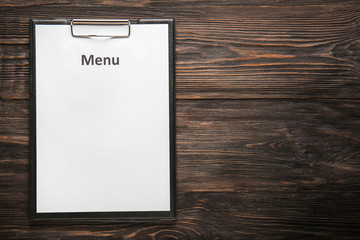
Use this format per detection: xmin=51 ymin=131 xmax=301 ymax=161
xmin=0 ymin=99 xmax=359 ymax=238
xmin=1 ymin=191 xmax=360 ymax=239
xmin=176 ymin=100 xmax=360 ymax=192
xmin=1 ymin=0 xmax=359 ymax=7
xmin=0 ymin=3 xmax=359 ymax=99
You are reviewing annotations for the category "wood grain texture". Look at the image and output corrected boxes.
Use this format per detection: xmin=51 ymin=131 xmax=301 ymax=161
xmin=0 ymin=1 xmax=360 ymax=99
xmin=1 ymin=100 xmax=360 ymax=239
xmin=1 ymin=0 xmax=360 ymax=239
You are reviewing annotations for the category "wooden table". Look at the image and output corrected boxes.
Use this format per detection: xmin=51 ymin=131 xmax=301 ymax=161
xmin=1 ymin=0 xmax=359 ymax=239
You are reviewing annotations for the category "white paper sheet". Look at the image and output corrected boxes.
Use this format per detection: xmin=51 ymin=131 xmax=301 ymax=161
xmin=35 ymin=23 xmax=170 ymax=213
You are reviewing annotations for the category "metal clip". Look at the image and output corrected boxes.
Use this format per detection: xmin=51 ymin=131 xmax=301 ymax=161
xmin=70 ymin=19 xmax=131 ymax=38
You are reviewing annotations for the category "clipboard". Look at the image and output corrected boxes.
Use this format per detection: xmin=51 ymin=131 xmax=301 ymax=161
xmin=29 ymin=18 xmax=175 ymax=221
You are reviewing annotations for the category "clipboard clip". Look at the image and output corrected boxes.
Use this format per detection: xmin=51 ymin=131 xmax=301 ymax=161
xmin=70 ymin=19 xmax=131 ymax=38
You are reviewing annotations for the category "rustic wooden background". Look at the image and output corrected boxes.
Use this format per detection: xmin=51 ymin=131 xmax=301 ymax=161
xmin=1 ymin=0 xmax=360 ymax=239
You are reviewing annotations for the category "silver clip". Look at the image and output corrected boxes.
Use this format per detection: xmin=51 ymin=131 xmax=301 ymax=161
xmin=70 ymin=19 xmax=131 ymax=38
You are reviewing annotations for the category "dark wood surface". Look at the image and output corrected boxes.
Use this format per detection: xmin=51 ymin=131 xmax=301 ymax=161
xmin=1 ymin=0 xmax=360 ymax=239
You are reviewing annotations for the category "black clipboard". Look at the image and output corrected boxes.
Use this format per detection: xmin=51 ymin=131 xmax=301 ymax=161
xmin=29 ymin=18 xmax=175 ymax=221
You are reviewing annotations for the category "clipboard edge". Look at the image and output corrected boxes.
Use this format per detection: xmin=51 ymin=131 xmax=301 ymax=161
xmin=29 ymin=18 xmax=37 ymax=223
